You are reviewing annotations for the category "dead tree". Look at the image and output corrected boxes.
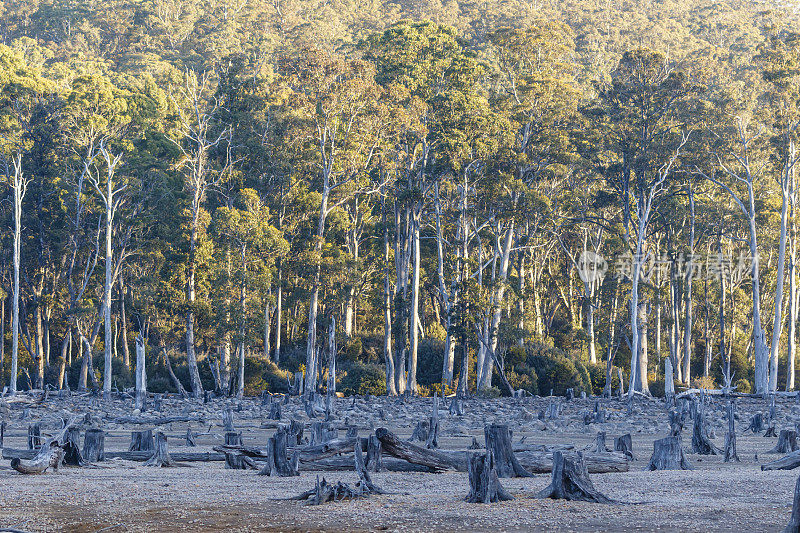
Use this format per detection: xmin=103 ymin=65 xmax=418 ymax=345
xmin=593 ymin=401 xmax=606 ymax=424
xmin=83 ymin=428 xmax=105 ymax=462
xmin=484 ymin=424 xmax=532 ymax=478
xmin=376 ymin=428 xmax=464 ymax=471
xmin=723 ymin=401 xmax=739 ymax=463
xmin=365 ymin=434 xmax=383 ymax=472
xmin=766 ymin=422 xmax=779 ymax=438
xmin=614 ymin=434 xmax=633 ymax=459
xmin=129 ymin=430 xmax=154 ymax=452
xmin=465 ymin=449 xmax=513 ymax=503
xmin=288 ymin=419 xmax=304 ymax=445
xmin=27 ymin=423 xmax=41 ymax=449
xmin=310 ymin=421 xmax=337 ymax=445
xmin=449 ymin=397 xmax=464 ymax=416
xmin=268 ymin=400 xmax=282 ymax=421
xmin=224 ymin=431 xmax=246 ymax=469
xmin=426 ymin=393 xmax=440 ymax=449
xmin=62 ymin=427 xmax=84 ymax=466
xmin=763 ymin=451 xmax=800 ymax=471
xmin=409 ymin=419 xmax=430 ymax=443
xmin=786 ymin=475 xmax=800 ymax=533
xmin=771 ymin=430 xmax=799 ymax=454
xmin=691 ymin=404 xmax=719 ymax=455
xmin=222 ymin=408 xmax=235 ymax=432
xmin=537 ymin=451 xmax=612 ymax=503
xmin=669 ymin=410 xmax=685 ymax=436
xmin=143 ymin=431 xmax=174 ymax=467
xmin=745 ymin=412 xmax=765 ymax=434
xmin=648 ymin=436 xmax=692 ymax=470
xmin=185 ymin=427 xmax=197 ymax=447
xmin=11 ymin=442 xmax=64 ymax=474
xmin=593 ymin=432 xmax=609 ymax=453
xmin=258 ymin=426 xmax=299 ymax=477
xmin=1 ymin=420 xmax=5 ymax=448
xmin=354 ymin=441 xmax=382 ymax=495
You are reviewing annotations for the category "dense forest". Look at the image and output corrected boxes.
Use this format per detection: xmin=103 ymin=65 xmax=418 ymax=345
xmin=1 ymin=0 xmax=800 ymax=400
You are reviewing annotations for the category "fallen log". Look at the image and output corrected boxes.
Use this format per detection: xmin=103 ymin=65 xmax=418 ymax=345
xmin=376 ymin=428 xmax=467 ymax=472
xmin=762 ymin=450 xmax=800 ymax=471
xmin=515 ymin=450 xmax=629 ymax=474
xmin=10 ymin=442 xmax=64 ymax=474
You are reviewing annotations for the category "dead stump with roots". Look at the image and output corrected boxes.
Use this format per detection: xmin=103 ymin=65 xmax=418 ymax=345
xmin=129 ymin=430 xmax=154 ymax=452
xmin=484 ymin=424 xmax=532 ymax=478
xmin=143 ymin=431 xmax=174 ymax=467
xmin=691 ymin=401 xmax=719 ymax=455
xmin=614 ymin=434 xmax=634 ymax=459
xmin=649 ymin=436 xmax=692 ymax=470
xmin=83 ymin=428 xmax=105 ymax=462
xmin=536 ymin=451 xmax=612 ymax=503
xmin=465 ymin=449 xmax=513 ymax=503
xmin=786 ymin=475 xmax=800 ymax=533
xmin=723 ymin=401 xmax=739 ymax=463
xmin=771 ymin=430 xmax=800 ymax=454
xmin=258 ymin=425 xmax=299 ymax=477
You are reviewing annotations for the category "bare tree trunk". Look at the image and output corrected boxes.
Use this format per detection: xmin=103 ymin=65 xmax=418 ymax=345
xmin=120 ymin=274 xmax=130 ymax=368
xmin=135 ymin=334 xmax=147 ymax=410
xmin=408 ymin=209 xmax=421 ymax=393
xmin=274 ymin=263 xmax=283 ymax=364
xmin=7 ymin=153 xmax=26 ymax=395
xmin=682 ymin=185 xmax=695 ymax=386
xmin=383 ymin=203 xmax=396 ymax=395
xmin=789 ymin=171 xmax=798 ymax=391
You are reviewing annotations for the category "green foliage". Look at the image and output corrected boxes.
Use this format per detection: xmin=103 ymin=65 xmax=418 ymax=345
xmin=339 ymin=361 xmax=387 ymax=396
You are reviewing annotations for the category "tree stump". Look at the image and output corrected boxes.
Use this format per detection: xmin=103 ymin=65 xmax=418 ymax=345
xmin=83 ymin=428 xmax=105 ymax=462
xmin=723 ymin=400 xmax=739 ymax=463
xmin=593 ymin=401 xmax=606 ymax=424
xmin=565 ymin=388 xmax=574 ymax=401
xmin=771 ymin=430 xmax=799 ymax=454
xmin=545 ymin=399 xmax=560 ymax=420
xmin=269 ymin=401 xmax=282 ymax=421
xmin=310 ymin=421 xmax=337 ymax=446
xmin=648 ymin=436 xmax=692 ymax=470
xmin=288 ymin=419 xmax=304 ymax=445
xmin=258 ymin=426 xmax=299 ymax=477
xmin=224 ymin=431 xmax=246 ymax=469
xmin=766 ymin=422 xmax=779 ymax=438
xmin=465 ymin=449 xmax=513 ymax=503
xmin=484 ymin=424 xmax=532 ymax=478
xmin=222 ymin=408 xmax=235 ymax=432
xmin=185 ymin=427 xmax=197 ymax=447
xmin=614 ymin=434 xmax=633 ymax=459
xmin=143 ymin=432 xmax=174 ymax=467
xmin=537 ymin=451 xmax=612 ymax=503
xmin=669 ymin=410 xmax=685 ymax=436
xmin=409 ymin=419 xmax=430 ymax=443
xmin=365 ymin=434 xmax=383 ymax=472
xmin=449 ymin=397 xmax=464 ymax=416
xmin=426 ymin=394 xmax=440 ymax=449
xmin=691 ymin=401 xmax=719 ymax=455
xmin=785 ymin=475 xmax=800 ymax=533
xmin=27 ymin=423 xmax=41 ymax=450
xmin=0 ymin=420 xmax=5 ymax=448
xmin=746 ymin=412 xmax=765 ymax=434
xmin=129 ymin=430 xmax=154 ymax=452
xmin=62 ymin=427 xmax=84 ymax=466
xmin=594 ymin=431 xmax=609 ymax=453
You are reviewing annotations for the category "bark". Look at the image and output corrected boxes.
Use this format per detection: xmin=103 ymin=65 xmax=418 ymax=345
xmin=536 ymin=451 xmax=613 ymax=503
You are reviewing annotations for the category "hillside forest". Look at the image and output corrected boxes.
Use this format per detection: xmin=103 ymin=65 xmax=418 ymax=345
xmin=2 ymin=0 xmax=800 ymax=400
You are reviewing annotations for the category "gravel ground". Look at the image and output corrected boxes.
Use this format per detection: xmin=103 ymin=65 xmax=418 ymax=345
xmin=0 ymin=393 xmax=797 ymax=532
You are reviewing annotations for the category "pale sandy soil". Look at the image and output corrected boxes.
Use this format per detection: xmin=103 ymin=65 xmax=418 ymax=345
xmin=0 ymin=393 xmax=796 ymax=532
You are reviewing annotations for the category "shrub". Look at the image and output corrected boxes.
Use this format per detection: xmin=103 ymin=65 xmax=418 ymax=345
xmin=691 ymin=376 xmax=717 ymax=390
xmin=529 ymin=353 xmax=584 ymax=396
xmin=575 ymin=361 xmax=593 ymax=396
xmin=504 ymin=364 xmax=538 ymax=395
xmin=734 ymin=378 xmax=752 ymax=394
xmin=339 ymin=361 xmax=386 ymax=396
xmin=415 ymin=338 xmax=445 ymax=387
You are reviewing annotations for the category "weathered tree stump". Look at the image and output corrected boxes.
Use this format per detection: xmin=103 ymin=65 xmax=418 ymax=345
xmin=129 ymin=430 xmax=154 ymax=452
xmin=469 ymin=436 xmax=482 ymax=450
xmin=269 ymin=401 xmax=282 ymax=421
xmin=762 ymin=451 xmax=800 ymax=470
xmin=593 ymin=401 xmax=606 ymax=424
xmin=62 ymin=427 xmax=84 ymax=466
xmin=354 ymin=441 xmax=382 ymax=495
xmin=409 ymin=419 xmax=430 ymax=443
xmin=288 ymin=372 xmax=304 ymax=396
xmin=484 ymin=424 xmax=532 ymax=478
xmin=310 ymin=421 xmax=338 ymax=446
xmin=288 ymin=419 xmax=304 ymax=445
xmin=614 ymin=434 xmax=633 ymax=459
xmin=785 ymin=475 xmax=800 ymax=533
xmin=83 ymin=428 xmax=105 ymax=462
xmin=143 ymin=431 xmax=173 ymax=467
xmin=593 ymin=431 xmax=609 ymax=453
xmin=565 ymin=388 xmax=574 ymax=401
xmin=222 ymin=408 xmax=235 ymax=432
xmin=766 ymin=422 xmax=779 ymax=438
xmin=27 ymin=423 xmax=41 ymax=450
xmin=365 ymin=434 xmax=383 ymax=472
xmin=545 ymin=400 xmax=561 ymax=420
xmin=426 ymin=394 xmax=440 ymax=449
xmin=771 ymin=430 xmax=799 ymax=454
xmin=0 ymin=420 xmax=5 ymax=448
xmin=723 ymin=400 xmax=739 ymax=463
xmin=258 ymin=426 xmax=299 ymax=477
xmin=537 ymin=451 xmax=612 ymax=503
xmin=449 ymin=397 xmax=464 ymax=416
xmin=746 ymin=412 xmax=765 ymax=434
xmin=691 ymin=401 xmax=719 ymax=455
xmin=224 ymin=431 xmax=246 ymax=469
xmin=669 ymin=410 xmax=685 ymax=436
xmin=465 ymin=449 xmax=514 ymax=503
xmin=648 ymin=436 xmax=692 ymax=470
xmin=345 ymin=425 xmax=358 ymax=439
xmin=185 ymin=427 xmax=197 ymax=447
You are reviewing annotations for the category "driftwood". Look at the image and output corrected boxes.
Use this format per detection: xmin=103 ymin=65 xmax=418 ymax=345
xmin=11 ymin=442 xmax=64 ymax=474
xmin=376 ymin=428 xmax=465 ymax=472
xmin=537 ymin=451 xmax=612 ymax=503
xmin=465 ymin=449 xmax=513 ymax=503
xmin=762 ymin=450 xmax=800 ymax=471
xmin=648 ymin=436 xmax=692 ymax=470
xmin=515 ymin=450 xmax=629 ymax=474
